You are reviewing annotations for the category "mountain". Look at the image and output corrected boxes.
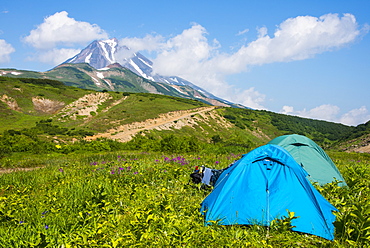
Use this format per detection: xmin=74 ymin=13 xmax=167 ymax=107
xmin=63 ymin=38 xmax=240 ymax=107
xmin=0 ymin=64 xmax=236 ymax=107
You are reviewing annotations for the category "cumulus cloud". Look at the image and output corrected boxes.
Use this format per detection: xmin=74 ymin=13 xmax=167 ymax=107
xmin=115 ymin=34 xmax=164 ymax=63
xmin=152 ymin=24 xmax=220 ymax=77
xmin=23 ymin=11 xmax=108 ymax=50
xmin=229 ymin=87 xmax=266 ymax=110
xmin=118 ymin=13 xmax=362 ymax=110
xmin=216 ymin=13 xmax=360 ymax=72
xmin=0 ymin=39 xmax=15 ymax=63
xmin=32 ymin=48 xmax=81 ymax=65
xmin=339 ymin=106 xmax=370 ymax=126
xmin=280 ymin=104 xmax=370 ymax=126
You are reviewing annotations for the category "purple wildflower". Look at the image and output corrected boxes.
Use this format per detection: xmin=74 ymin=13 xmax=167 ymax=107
xmin=59 ymin=168 xmax=64 ymax=173
xmin=134 ymin=172 xmax=138 ymax=175
xmin=45 ymin=225 xmax=49 ymax=229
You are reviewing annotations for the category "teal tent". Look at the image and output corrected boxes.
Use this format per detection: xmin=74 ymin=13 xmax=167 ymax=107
xmin=268 ymin=134 xmax=346 ymax=186
xmin=200 ymin=144 xmax=337 ymax=240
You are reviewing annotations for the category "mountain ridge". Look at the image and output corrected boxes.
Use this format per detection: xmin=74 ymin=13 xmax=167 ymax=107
xmin=0 ymin=63 xmax=240 ymax=108
xmin=62 ymin=38 xmax=239 ymax=106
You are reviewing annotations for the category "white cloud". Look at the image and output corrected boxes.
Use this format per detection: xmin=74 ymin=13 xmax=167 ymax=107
xmin=230 ymin=87 xmax=266 ymax=110
xmin=237 ymin=28 xmax=249 ymax=36
xmin=0 ymin=39 xmax=15 ymax=63
xmin=115 ymin=34 xmax=164 ymax=63
xmin=33 ymin=48 xmax=81 ymax=65
xmin=218 ymin=13 xmax=360 ymax=71
xmin=339 ymin=106 xmax=370 ymax=126
xmin=280 ymin=104 xmax=370 ymax=126
xmin=151 ymin=24 xmax=220 ymax=77
xmin=118 ymin=14 xmax=362 ymax=110
xmin=23 ymin=11 xmax=108 ymax=49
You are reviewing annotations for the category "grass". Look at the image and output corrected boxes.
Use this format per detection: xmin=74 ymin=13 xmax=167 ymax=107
xmin=0 ymin=150 xmax=369 ymax=247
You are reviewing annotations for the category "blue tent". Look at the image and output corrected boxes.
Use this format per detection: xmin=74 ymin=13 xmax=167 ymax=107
xmin=200 ymin=144 xmax=337 ymax=240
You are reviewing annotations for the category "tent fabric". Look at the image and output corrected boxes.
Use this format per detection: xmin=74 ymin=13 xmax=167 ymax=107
xmin=200 ymin=144 xmax=337 ymax=240
xmin=268 ymin=134 xmax=346 ymax=186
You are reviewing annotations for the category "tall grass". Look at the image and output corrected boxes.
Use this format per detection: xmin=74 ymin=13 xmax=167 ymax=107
xmin=0 ymin=151 xmax=369 ymax=247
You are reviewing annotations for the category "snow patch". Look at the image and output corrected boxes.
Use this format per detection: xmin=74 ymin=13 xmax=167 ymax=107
xmin=129 ymin=59 xmax=154 ymax=81
xmin=138 ymin=57 xmax=152 ymax=68
xmin=103 ymin=79 xmax=112 ymax=88
xmin=96 ymin=72 xmax=104 ymax=79
xmin=91 ymin=77 xmax=101 ymax=86
xmin=170 ymin=85 xmax=186 ymax=94
xmin=85 ymin=53 xmax=92 ymax=64
xmin=170 ymin=77 xmax=179 ymax=83
xmin=69 ymin=56 xmax=77 ymax=63
xmin=99 ymin=40 xmax=116 ymax=64
xmin=99 ymin=41 xmax=115 ymax=64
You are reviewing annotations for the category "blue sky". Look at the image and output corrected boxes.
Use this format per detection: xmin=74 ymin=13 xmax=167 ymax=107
xmin=1 ymin=0 xmax=369 ymax=126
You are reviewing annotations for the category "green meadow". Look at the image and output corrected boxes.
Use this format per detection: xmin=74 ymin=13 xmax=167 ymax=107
xmin=0 ymin=151 xmax=369 ymax=247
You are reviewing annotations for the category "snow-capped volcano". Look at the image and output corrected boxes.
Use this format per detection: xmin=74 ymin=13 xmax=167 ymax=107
xmin=62 ymin=38 xmax=238 ymax=106
xmin=64 ymin=38 xmax=118 ymax=69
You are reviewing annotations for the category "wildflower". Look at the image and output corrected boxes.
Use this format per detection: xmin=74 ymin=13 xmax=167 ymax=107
xmin=134 ymin=172 xmax=138 ymax=175
xmin=215 ymin=161 xmax=219 ymax=165
xmin=110 ymin=170 xmax=115 ymax=174
xmin=44 ymin=225 xmax=49 ymax=229
xmin=59 ymin=168 xmax=64 ymax=173
xmin=19 ymin=221 xmax=24 ymax=224
xmin=118 ymin=167 xmax=124 ymax=171
xmin=126 ymin=166 xmax=132 ymax=171
xmin=55 ymin=145 xmax=62 ymax=149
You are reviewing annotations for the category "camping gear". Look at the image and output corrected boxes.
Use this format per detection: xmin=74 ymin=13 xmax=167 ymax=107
xmin=268 ymin=134 xmax=346 ymax=186
xmin=191 ymin=162 xmax=236 ymax=186
xmin=200 ymin=144 xmax=337 ymax=240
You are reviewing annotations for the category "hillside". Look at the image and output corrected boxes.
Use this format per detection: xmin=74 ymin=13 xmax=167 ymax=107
xmin=0 ymin=77 xmax=368 ymax=157
xmin=0 ymin=64 xmax=242 ymax=108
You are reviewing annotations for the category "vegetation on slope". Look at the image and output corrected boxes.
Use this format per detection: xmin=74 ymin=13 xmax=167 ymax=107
xmin=0 ymin=76 xmax=369 ymax=165
xmin=0 ymin=151 xmax=369 ymax=247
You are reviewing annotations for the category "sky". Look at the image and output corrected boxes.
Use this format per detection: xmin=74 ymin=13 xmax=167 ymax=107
xmin=1 ymin=0 xmax=369 ymax=126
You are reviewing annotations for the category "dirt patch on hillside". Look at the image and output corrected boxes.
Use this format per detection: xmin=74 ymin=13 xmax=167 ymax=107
xmin=56 ymin=92 xmax=112 ymax=121
xmin=1 ymin=94 xmax=21 ymax=111
xmin=339 ymin=134 xmax=370 ymax=153
xmin=32 ymin=96 xmax=65 ymax=114
xmin=85 ymin=106 xmax=220 ymax=142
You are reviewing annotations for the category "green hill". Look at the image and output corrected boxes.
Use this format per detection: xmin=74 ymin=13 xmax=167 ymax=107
xmin=0 ymin=76 xmax=368 ymax=161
